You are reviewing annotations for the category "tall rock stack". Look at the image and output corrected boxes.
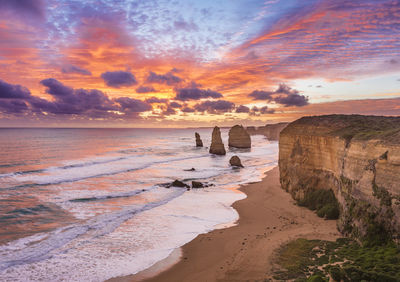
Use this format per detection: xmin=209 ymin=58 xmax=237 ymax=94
xmin=228 ymin=125 xmax=251 ymax=148
xmin=209 ymin=126 xmax=226 ymax=155
xmin=195 ymin=132 xmax=203 ymax=147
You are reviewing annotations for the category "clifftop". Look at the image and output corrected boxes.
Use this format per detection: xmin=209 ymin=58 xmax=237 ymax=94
xmin=282 ymin=114 xmax=400 ymax=144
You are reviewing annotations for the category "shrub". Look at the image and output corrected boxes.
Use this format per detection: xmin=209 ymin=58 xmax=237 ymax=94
xmin=317 ymin=203 xmax=339 ymax=219
xmin=307 ymin=275 xmax=325 ymax=282
xmin=328 ymin=266 xmax=342 ymax=281
xmin=298 ymin=189 xmax=339 ymax=220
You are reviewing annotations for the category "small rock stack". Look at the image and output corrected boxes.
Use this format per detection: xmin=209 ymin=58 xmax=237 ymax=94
xmin=229 ymin=156 xmax=244 ymax=168
xmin=209 ymin=126 xmax=226 ymax=155
xmin=195 ymin=132 xmax=203 ymax=147
xmin=228 ymin=125 xmax=251 ymax=148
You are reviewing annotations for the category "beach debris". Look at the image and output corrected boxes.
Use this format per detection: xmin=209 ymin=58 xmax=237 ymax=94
xmin=229 ymin=155 xmax=244 ymax=168
xmin=209 ymin=126 xmax=226 ymax=155
xmin=228 ymin=125 xmax=251 ymax=148
xmin=192 ymin=181 xmax=204 ymax=188
xmin=184 ymin=167 xmax=196 ymax=171
xmin=195 ymin=132 xmax=203 ymax=147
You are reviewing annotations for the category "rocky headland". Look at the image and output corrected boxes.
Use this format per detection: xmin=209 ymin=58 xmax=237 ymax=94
xmin=279 ymin=114 xmax=400 ymax=244
xmin=247 ymin=122 xmax=289 ymax=140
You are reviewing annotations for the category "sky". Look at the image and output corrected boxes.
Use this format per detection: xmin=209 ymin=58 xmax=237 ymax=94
xmin=0 ymin=0 xmax=399 ymax=127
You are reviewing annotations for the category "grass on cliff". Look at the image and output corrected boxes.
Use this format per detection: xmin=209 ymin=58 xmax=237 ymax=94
xmin=323 ymin=115 xmax=400 ymax=143
xmin=286 ymin=115 xmax=400 ymax=144
xmin=273 ymin=238 xmax=400 ymax=281
xmin=297 ymin=189 xmax=339 ymax=220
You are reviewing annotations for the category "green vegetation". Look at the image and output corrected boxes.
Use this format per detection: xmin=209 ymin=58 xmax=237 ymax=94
xmin=286 ymin=115 xmax=400 ymax=144
xmin=273 ymin=238 xmax=400 ymax=281
xmin=297 ymin=189 xmax=339 ymax=220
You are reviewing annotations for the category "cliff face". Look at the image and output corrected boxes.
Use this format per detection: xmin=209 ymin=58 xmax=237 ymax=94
xmin=247 ymin=122 xmax=288 ymax=140
xmin=279 ymin=115 xmax=400 ymax=242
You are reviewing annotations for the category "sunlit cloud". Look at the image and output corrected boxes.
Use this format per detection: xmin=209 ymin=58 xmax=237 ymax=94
xmin=0 ymin=0 xmax=398 ymax=126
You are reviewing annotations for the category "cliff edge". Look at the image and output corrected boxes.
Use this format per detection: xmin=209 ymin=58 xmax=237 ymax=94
xmin=279 ymin=115 xmax=400 ymax=243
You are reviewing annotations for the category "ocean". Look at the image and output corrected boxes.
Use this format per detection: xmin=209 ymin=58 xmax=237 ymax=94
xmin=0 ymin=128 xmax=278 ymax=281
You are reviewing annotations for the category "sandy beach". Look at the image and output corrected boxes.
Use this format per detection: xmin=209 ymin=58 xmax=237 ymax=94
xmin=111 ymin=166 xmax=340 ymax=282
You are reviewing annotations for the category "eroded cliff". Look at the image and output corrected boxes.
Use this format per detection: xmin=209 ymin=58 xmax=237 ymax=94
xmin=279 ymin=115 xmax=400 ymax=243
xmin=247 ymin=122 xmax=288 ymax=140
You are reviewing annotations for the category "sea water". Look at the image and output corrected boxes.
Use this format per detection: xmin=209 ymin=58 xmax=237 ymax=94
xmin=0 ymin=128 xmax=278 ymax=281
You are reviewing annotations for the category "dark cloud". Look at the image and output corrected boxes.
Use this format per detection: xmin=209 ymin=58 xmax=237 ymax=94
xmin=162 ymin=106 xmax=176 ymax=115
xmin=0 ymin=79 xmax=31 ymax=99
xmin=41 ymin=78 xmax=74 ymax=97
xmin=0 ymin=0 xmax=45 ymax=19
xmin=0 ymin=78 xmax=153 ymax=119
xmin=248 ymin=90 xmax=274 ymax=100
xmin=39 ymin=79 xmax=117 ymax=115
xmin=145 ymin=97 xmax=168 ymax=104
xmin=194 ymin=100 xmax=235 ymax=113
xmin=236 ymin=105 xmax=250 ymax=113
xmin=259 ymin=106 xmax=275 ymax=114
xmin=255 ymin=106 xmax=275 ymax=114
xmin=146 ymin=71 xmax=182 ymax=85
xmin=115 ymin=97 xmax=152 ymax=113
xmin=175 ymin=87 xmax=223 ymax=101
xmin=101 ymin=71 xmax=137 ymax=88
xmin=249 ymin=106 xmax=275 ymax=115
xmin=62 ymin=65 xmax=92 ymax=76
xmin=0 ymin=99 xmax=28 ymax=114
xmin=181 ymin=107 xmax=195 ymax=113
xmin=248 ymin=84 xmax=309 ymax=107
xmin=169 ymin=101 xmax=182 ymax=108
xmin=136 ymin=85 xmax=156 ymax=93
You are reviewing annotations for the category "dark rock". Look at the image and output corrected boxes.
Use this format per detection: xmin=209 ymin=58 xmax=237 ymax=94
xmin=195 ymin=132 xmax=203 ymax=147
xmin=192 ymin=181 xmax=204 ymax=188
xmin=209 ymin=126 xmax=226 ymax=155
xmin=171 ymin=180 xmax=189 ymax=188
xmin=229 ymin=155 xmax=244 ymax=168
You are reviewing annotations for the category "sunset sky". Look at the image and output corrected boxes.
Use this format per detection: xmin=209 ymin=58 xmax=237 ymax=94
xmin=0 ymin=0 xmax=399 ymax=127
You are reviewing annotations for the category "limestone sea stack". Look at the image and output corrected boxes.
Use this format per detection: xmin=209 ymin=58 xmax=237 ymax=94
xmin=228 ymin=125 xmax=251 ymax=148
xmin=229 ymin=155 xmax=243 ymax=168
xmin=195 ymin=132 xmax=203 ymax=147
xmin=209 ymin=126 xmax=226 ymax=155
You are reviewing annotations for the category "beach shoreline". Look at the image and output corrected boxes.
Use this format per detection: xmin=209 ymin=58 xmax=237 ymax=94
xmin=110 ymin=166 xmax=340 ymax=282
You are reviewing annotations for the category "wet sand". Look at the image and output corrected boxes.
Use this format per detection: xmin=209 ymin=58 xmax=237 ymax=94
xmin=110 ymin=166 xmax=340 ymax=282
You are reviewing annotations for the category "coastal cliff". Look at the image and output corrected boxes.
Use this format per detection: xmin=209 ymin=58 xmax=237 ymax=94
xmin=247 ymin=122 xmax=288 ymax=140
xmin=279 ymin=115 xmax=400 ymax=243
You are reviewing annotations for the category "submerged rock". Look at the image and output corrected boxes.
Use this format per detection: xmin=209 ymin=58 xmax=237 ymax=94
xmin=195 ymin=132 xmax=203 ymax=147
xmin=171 ymin=180 xmax=190 ymax=188
xmin=228 ymin=125 xmax=251 ymax=148
xmin=192 ymin=181 xmax=204 ymax=188
xmin=209 ymin=126 xmax=226 ymax=155
xmin=229 ymin=155 xmax=244 ymax=168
